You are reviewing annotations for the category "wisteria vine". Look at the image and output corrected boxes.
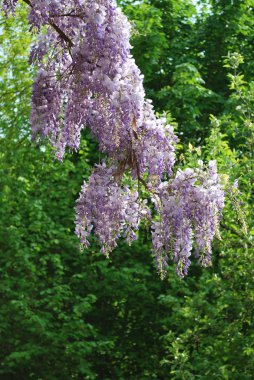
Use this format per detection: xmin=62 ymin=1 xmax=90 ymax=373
xmin=2 ymin=0 xmax=225 ymax=278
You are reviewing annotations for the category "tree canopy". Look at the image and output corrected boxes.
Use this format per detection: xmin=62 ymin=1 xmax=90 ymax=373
xmin=0 ymin=0 xmax=253 ymax=379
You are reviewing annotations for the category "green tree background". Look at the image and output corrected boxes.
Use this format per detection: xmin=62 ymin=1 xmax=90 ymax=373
xmin=0 ymin=1 xmax=253 ymax=379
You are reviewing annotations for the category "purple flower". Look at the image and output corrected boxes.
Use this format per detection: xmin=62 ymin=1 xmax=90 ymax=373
xmin=1 ymin=0 xmax=226 ymax=278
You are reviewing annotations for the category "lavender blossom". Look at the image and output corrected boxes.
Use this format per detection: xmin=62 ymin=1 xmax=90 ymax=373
xmin=1 ymin=0 xmax=226 ymax=278
xmin=152 ymin=162 xmax=225 ymax=278
xmin=75 ymin=164 xmax=150 ymax=255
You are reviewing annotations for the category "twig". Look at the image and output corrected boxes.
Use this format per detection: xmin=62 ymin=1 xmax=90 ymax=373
xmin=22 ymin=0 xmax=74 ymax=48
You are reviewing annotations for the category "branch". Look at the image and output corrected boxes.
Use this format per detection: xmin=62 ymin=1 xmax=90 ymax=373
xmin=22 ymin=0 xmax=74 ymax=48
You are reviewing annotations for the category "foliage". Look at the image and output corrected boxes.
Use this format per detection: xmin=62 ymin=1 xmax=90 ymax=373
xmin=1 ymin=0 xmax=226 ymax=278
xmin=0 ymin=1 xmax=253 ymax=379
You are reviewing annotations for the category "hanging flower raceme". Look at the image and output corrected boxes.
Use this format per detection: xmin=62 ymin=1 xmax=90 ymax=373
xmin=2 ymin=0 xmax=226 ymax=278
xmin=152 ymin=161 xmax=225 ymax=278
xmin=75 ymin=164 xmax=150 ymax=255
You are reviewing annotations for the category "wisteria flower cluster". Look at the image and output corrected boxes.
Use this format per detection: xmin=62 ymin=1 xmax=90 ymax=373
xmin=2 ymin=0 xmax=225 ymax=277
xmin=75 ymin=164 xmax=150 ymax=255
xmin=152 ymin=161 xmax=224 ymax=278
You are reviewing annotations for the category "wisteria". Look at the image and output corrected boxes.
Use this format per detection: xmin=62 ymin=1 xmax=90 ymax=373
xmin=152 ymin=161 xmax=224 ymax=278
xmin=75 ymin=164 xmax=150 ymax=255
xmin=2 ymin=0 xmax=225 ymax=278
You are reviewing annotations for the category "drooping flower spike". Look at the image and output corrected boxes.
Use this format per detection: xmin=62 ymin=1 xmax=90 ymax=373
xmin=2 ymin=0 xmax=225 ymax=277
